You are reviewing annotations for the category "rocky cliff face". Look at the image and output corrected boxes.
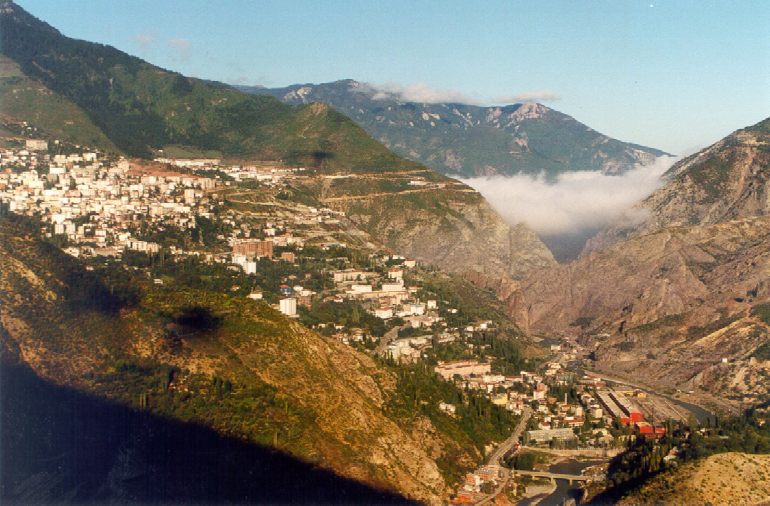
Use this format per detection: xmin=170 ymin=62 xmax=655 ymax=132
xmin=584 ymin=117 xmax=770 ymax=255
xmin=319 ymin=182 xmax=556 ymax=280
xmin=511 ymin=216 xmax=770 ymax=398
xmin=508 ymin=118 xmax=770 ymax=405
xmin=515 ymin=217 xmax=770 ymax=333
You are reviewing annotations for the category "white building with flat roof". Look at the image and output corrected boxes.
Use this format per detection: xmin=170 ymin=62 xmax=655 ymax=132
xmin=434 ymin=360 xmax=491 ymax=380
xmin=279 ymin=298 xmax=297 ymax=316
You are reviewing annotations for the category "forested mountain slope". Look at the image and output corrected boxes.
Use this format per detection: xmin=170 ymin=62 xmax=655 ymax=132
xmin=241 ymin=79 xmax=666 ymax=178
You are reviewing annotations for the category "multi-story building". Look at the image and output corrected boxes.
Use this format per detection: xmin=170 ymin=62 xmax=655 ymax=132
xmin=434 ymin=360 xmax=491 ymax=380
xmin=232 ymin=239 xmax=273 ymax=259
xmin=279 ymin=298 xmax=297 ymax=317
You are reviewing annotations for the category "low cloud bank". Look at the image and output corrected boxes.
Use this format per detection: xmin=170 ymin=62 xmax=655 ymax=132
xmin=360 ymin=82 xmax=561 ymax=106
xmin=492 ymin=90 xmax=561 ymax=103
xmin=367 ymin=82 xmax=480 ymax=104
xmin=461 ymin=156 xmax=679 ymax=236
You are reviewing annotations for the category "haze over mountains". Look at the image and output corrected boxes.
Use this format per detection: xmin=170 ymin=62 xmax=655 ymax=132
xmin=239 ymin=80 xmax=678 ymax=260
xmin=1 ymin=0 xmax=676 ymax=264
xmin=462 ymin=155 xmax=678 ymax=261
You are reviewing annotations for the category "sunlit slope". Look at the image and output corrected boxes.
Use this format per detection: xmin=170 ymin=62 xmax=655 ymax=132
xmin=0 ymin=1 xmax=433 ymax=175
xmin=0 ymin=215 xmax=497 ymax=504
xmin=585 ymin=117 xmax=770 ymax=255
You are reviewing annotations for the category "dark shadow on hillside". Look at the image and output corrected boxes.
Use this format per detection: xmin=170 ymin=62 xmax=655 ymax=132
xmin=1 ymin=360 xmax=415 ymax=505
xmin=0 ymin=209 xmax=136 ymax=316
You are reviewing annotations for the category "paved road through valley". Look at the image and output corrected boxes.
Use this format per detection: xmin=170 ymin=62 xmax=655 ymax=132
xmin=374 ymin=325 xmax=405 ymax=357
xmin=474 ymin=406 xmax=532 ymax=506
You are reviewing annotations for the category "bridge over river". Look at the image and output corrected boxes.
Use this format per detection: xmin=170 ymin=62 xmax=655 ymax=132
xmin=514 ymin=470 xmax=603 ymax=484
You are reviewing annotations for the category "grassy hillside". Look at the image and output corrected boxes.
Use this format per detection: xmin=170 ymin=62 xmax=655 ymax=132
xmin=0 ymin=1 xmax=428 ymax=175
xmin=0 ymin=213 xmax=522 ymax=503
xmin=0 ymin=56 xmax=119 ymax=151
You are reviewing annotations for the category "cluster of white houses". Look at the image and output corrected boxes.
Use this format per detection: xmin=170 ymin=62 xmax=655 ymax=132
xmin=1 ymin=143 xmax=348 ymax=268
xmin=1 ymin=145 xmax=217 ymax=257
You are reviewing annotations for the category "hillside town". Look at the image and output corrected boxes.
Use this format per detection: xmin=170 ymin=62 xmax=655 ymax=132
xmin=0 ymin=137 xmax=503 ymax=346
xmin=2 ymin=135 xmax=671 ymax=413
xmin=1 ymin=135 xmax=728 ymax=506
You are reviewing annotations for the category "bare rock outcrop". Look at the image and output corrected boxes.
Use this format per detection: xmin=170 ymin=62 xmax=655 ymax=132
xmin=584 ymin=117 xmax=770 ymax=255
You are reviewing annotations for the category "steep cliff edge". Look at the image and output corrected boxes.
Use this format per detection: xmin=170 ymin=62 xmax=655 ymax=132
xmin=584 ymin=117 xmax=770 ymax=255
xmin=511 ymin=216 xmax=770 ymax=400
xmin=315 ymin=180 xmax=555 ymax=280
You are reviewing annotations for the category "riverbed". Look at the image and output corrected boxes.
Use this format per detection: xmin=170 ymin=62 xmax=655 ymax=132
xmin=516 ymin=458 xmax=604 ymax=506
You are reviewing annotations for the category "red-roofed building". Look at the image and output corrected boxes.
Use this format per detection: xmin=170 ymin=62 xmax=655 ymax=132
xmin=638 ymin=424 xmax=666 ymax=438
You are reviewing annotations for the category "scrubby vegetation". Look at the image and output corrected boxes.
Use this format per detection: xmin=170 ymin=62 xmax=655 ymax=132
xmin=751 ymin=303 xmax=770 ymax=326
xmin=687 ymin=314 xmax=742 ymax=339
xmin=0 ymin=3 xmax=436 ymax=175
xmin=594 ymin=410 xmax=770 ymax=503
xmin=1 ymin=211 xmax=533 ymax=498
xmin=385 ymin=363 xmax=519 ymax=483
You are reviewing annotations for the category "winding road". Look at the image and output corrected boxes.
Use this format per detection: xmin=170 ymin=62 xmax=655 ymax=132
xmin=374 ymin=324 xmax=405 ymax=357
xmin=474 ymin=406 xmax=532 ymax=506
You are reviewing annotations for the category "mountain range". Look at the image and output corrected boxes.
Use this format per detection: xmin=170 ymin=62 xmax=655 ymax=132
xmin=507 ymin=117 xmax=770 ymax=411
xmin=3 ymin=1 xmax=770 ymax=503
xmin=239 ymin=79 xmax=667 ymax=179
xmin=0 ymin=0 xmax=554 ymax=281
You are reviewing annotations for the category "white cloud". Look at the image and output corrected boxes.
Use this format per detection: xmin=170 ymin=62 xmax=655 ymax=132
xmin=360 ymin=82 xmax=563 ymax=106
xmin=493 ymin=90 xmax=562 ymax=103
xmin=168 ymin=38 xmax=191 ymax=62
xmin=132 ymin=32 xmax=155 ymax=47
xmin=461 ymin=156 xmax=679 ymax=236
xmin=366 ymin=82 xmax=480 ymax=105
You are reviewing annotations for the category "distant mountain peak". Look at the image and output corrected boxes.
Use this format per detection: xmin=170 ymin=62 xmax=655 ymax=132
xmin=242 ymin=80 xmax=666 ymax=178
xmin=282 ymin=85 xmax=314 ymax=103
xmin=509 ymin=101 xmax=550 ymax=120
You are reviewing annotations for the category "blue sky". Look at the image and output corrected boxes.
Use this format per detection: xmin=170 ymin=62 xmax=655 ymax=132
xmin=15 ymin=0 xmax=770 ymax=154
